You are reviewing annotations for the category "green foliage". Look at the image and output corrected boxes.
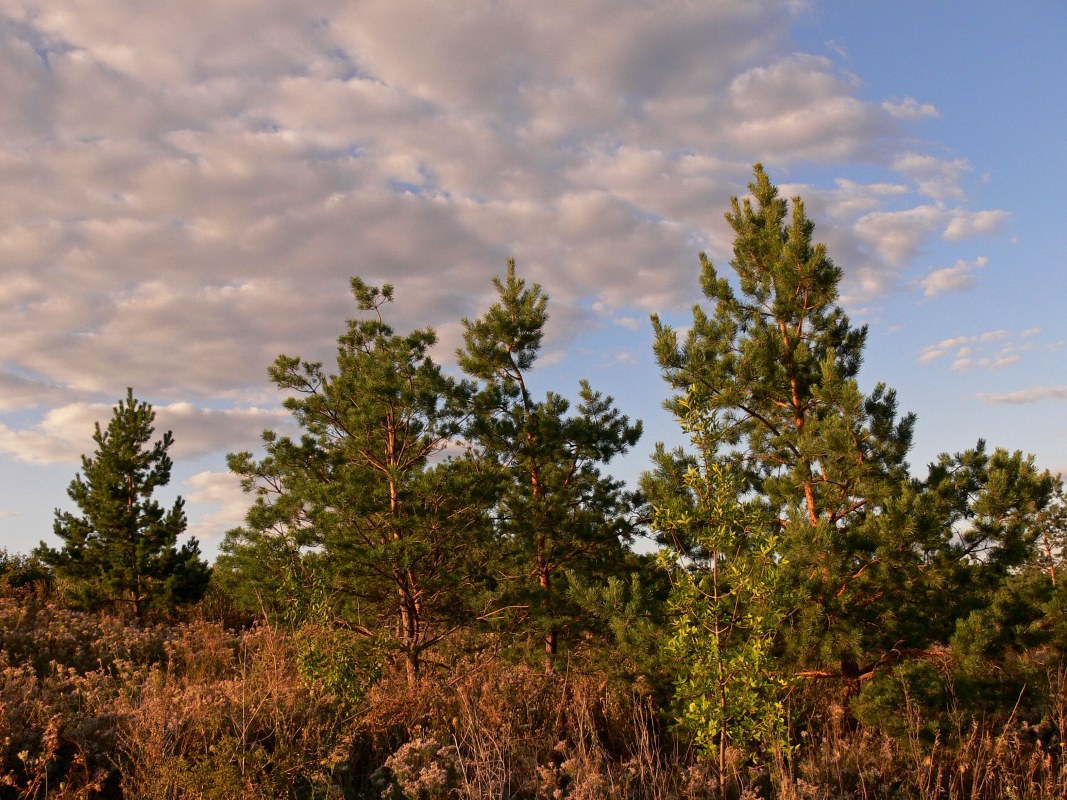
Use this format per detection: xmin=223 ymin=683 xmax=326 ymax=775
xmin=37 ymin=389 xmax=210 ymax=620
xmin=647 ymin=165 xmax=1062 ymax=711
xmin=648 ymin=387 xmax=789 ymax=763
xmin=283 ymin=561 xmax=383 ymax=712
xmin=225 ymin=279 xmax=492 ymax=684
xmin=458 ymin=260 xmax=643 ymax=666
xmin=563 ymin=560 xmax=673 ymax=691
xmin=649 ymin=168 xmax=909 ymax=690
xmin=0 ymin=549 xmax=53 ymax=597
xmin=926 ymin=442 xmax=1057 ymax=582
xmin=852 ymin=660 xmax=954 ymax=743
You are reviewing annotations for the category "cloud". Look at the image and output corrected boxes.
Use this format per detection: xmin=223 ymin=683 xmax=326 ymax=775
xmin=0 ymin=401 xmax=287 ymax=466
xmin=721 ymin=53 xmax=896 ymax=162
xmin=757 ymin=163 xmax=1011 ymax=305
xmin=920 ymin=257 xmax=987 ymax=298
xmin=183 ymin=470 xmax=250 ymax=543
xmin=920 ymin=335 xmax=974 ymax=364
xmin=853 ymin=205 xmax=946 ymax=266
xmin=943 ymin=209 xmax=1011 ymax=241
xmin=919 ymin=329 xmax=1057 ymax=373
xmin=892 ymin=153 xmax=968 ymax=200
xmin=979 ymin=387 xmax=1067 ymax=404
xmin=0 ymin=0 xmax=1014 ymax=478
xmin=155 ymin=403 xmax=291 ymax=460
xmin=882 ymin=97 xmax=940 ymax=120
xmin=0 ymin=403 xmax=112 ymax=465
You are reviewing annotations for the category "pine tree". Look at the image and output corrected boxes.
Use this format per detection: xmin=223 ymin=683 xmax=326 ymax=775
xmin=650 ymin=165 xmax=922 ymax=682
xmin=459 ymin=261 xmax=642 ymax=669
xmin=650 ymin=166 xmax=1061 ymax=697
xmin=224 ymin=279 xmax=492 ymax=685
xmin=38 ymin=389 xmax=210 ymax=620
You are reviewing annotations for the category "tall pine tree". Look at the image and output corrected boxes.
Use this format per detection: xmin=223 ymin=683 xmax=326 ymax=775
xmin=650 ymin=165 xmax=1060 ymax=696
xmin=224 ymin=279 xmax=492 ymax=685
xmin=459 ymin=261 xmax=642 ymax=669
xmin=38 ymin=389 xmax=209 ymax=620
xmin=650 ymin=165 xmax=923 ymax=684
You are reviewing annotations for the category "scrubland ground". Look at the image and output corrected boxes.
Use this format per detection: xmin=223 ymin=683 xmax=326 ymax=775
xmin=0 ymin=589 xmax=1064 ymax=800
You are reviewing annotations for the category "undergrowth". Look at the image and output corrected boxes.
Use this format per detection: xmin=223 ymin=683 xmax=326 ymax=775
xmin=0 ymin=594 xmax=1063 ymax=799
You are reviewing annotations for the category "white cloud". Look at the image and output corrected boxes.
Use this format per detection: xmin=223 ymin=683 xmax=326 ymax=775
xmin=183 ymin=470 xmax=250 ymax=542
xmin=854 ymin=205 xmax=946 ymax=266
xmin=943 ymin=209 xmax=1011 ymax=241
xmin=824 ymin=178 xmax=909 ymax=218
xmin=920 ymin=335 xmax=973 ymax=364
xmin=0 ymin=403 xmax=112 ymax=465
xmin=0 ymin=0 xmax=1014 ymax=482
xmin=979 ymin=387 xmax=1067 ymax=404
xmin=721 ymin=54 xmax=894 ymax=162
xmin=892 ymin=153 xmax=969 ymax=200
xmin=919 ymin=329 xmax=1055 ymax=373
xmin=882 ymin=97 xmax=940 ymax=120
xmin=920 ymin=256 xmax=987 ymax=298
xmin=0 ymin=401 xmax=286 ymax=466
xmin=155 ymin=403 xmax=291 ymax=461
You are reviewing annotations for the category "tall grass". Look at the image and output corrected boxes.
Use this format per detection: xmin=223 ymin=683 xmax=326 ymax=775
xmin=0 ymin=593 xmax=1063 ymax=799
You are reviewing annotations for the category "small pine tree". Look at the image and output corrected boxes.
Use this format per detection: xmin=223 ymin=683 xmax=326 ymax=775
xmin=37 ymin=389 xmax=210 ymax=620
xmin=459 ymin=261 xmax=643 ymax=669
xmin=650 ymin=165 xmax=918 ymax=682
xmin=649 ymin=165 xmax=1058 ymax=699
xmin=224 ymin=279 xmax=492 ymax=686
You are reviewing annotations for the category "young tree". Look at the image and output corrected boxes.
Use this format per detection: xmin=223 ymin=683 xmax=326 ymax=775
xmin=459 ymin=261 xmax=643 ymax=669
xmin=650 ymin=165 xmax=1059 ymax=695
xmin=224 ymin=279 xmax=491 ymax=685
xmin=38 ymin=389 xmax=210 ymax=620
xmin=646 ymin=391 xmax=788 ymax=771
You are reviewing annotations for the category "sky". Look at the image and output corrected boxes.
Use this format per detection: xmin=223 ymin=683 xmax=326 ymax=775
xmin=2 ymin=1 xmax=1066 ymax=560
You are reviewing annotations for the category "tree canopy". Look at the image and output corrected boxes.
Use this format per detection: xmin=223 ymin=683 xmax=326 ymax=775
xmin=37 ymin=388 xmax=210 ymax=620
xmin=645 ymin=172 xmax=1059 ymax=738
xmin=458 ymin=260 xmax=643 ymax=668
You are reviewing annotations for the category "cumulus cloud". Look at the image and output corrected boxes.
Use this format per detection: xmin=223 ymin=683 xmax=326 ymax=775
xmin=0 ymin=401 xmax=286 ymax=466
xmin=183 ymin=470 xmax=250 ymax=543
xmin=155 ymin=403 xmax=291 ymax=460
xmin=892 ymin=153 xmax=969 ymax=200
xmin=0 ymin=0 xmax=1013 ymax=511
xmin=853 ymin=205 xmax=946 ymax=266
xmin=721 ymin=53 xmax=894 ymax=162
xmin=882 ymin=97 xmax=940 ymax=120
xmin=920 ymin=335 xmax=974 ymax=364
xmin=918 ymin=329 xmax=1059 ymax=373
xmin=979 ymin=387 xmax=1067 ymax=404
xmin=0 ymin=403 xmax=113 ymax=465
xmin=920 ymin=257 xmax=987 ymax=298
xmin=943 ymin=209 xmax=1011 ymax=241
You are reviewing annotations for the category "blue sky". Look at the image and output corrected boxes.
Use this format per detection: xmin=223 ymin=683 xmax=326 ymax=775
xmin=2 ymin=1 xmax=1065 ymax=558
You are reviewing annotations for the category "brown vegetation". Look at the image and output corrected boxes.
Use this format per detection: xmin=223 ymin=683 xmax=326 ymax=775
xmin=0 ymin=586 xmax=1064 ymax=799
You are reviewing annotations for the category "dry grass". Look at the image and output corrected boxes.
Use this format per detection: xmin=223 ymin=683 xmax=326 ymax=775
xmin=0 ymin=593 xmax=1063 ymax=799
